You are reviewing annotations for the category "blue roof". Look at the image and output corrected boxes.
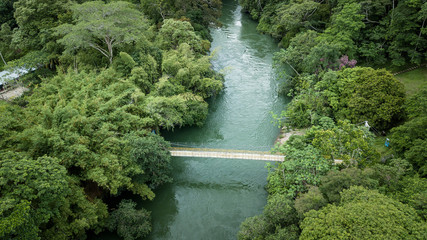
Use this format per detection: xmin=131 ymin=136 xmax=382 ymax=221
xmin=0 ymin=67 xmax=31 ymax=85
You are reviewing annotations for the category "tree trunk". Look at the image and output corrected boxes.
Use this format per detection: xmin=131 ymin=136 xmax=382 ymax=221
xmin=0 ymin=51 xmax=7 ymax=66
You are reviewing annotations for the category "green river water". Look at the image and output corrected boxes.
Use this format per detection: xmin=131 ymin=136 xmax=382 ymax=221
xmin=145 ymin=1 xmax=287 ymax=239
xmin=94 ymin=0 xmax=287 ymax=239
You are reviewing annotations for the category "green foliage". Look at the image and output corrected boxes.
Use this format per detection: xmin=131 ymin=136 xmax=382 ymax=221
xmin=370 ymin=158 xmax=414 ymax=193
xmin=390 ymin=117 xmax=427 ymax=175
xmin=237 ymin=194 xmax=299 ymax=240
xmin=161 ymin=43 xmax=223 ymax=98
xmin=294 ymin=186 xmax=327 ymax=218
xmin=127 ymin=132 xmax=172 ymax=188
xmin=268 ymin=144 xmax=332 ymax=198
xmin=319 ymin=168 xmax=379 ymax=203
xmin=238 ymin=215 xmax=271 ymax=240
xmin=140 ymin=0 xmax=222 ymax=39
xmin=264 ymin=225 xmax=300 ymax=240
xmin=144 ymin=94 xmax=209 ymax=129
xmin=107 ymin=199 xmax=151 ymax=240
xmin=1 ymin=0 xmax=224 ymax=238
xmin=13 ymin=0 xmax=68 ymax=55
xmin=250 ymin=0 xmax=427 ymax=67
xmin=0 ymin=23 xmax=14 ymax=65
xmin=274 ymin=31 xmax=318 ymax=77
xmin=390 ymin=175 xmax=427 ymax=220
xmin=0 ymin=0 xmax=16 ymax=28
xmin=309 ymin=120 xmax=380 ymax=166
xmin=0 ymin=151 xmax=69 ymax=239
xmin=56 ymin=1 xmax=148 ymax=64
xmin=264 ymin=194 xmax=298 ymax=226
xmin=279 ymin=87 xmax=331 ymax=128
xmin=390 ymin=86 xmax=427 ymax=176
xmin=0 ymin=67 xmax=190 ymax=238
xmin=156 ymin=19 xmax=209 ymax=54
xmin=114 ymin=52 xmax=137 ymax=77
xmin=300 ymin=186 xmax=427 ymax=240
xmin=318 ymin=3 xmax=365 ymax=57
xmin=317 ymin=67 xmax=405 ymax=130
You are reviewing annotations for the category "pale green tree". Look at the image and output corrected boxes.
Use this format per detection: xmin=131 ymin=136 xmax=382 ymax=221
xmin=56 ymin=1 xmax=148 ymax=64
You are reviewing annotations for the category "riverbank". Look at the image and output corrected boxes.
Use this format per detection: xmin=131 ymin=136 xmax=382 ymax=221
xmin=274 ymin=127 xmax=305 ymax=145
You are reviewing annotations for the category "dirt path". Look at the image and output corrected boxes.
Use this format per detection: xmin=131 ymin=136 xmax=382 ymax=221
xmin=275 ymin=128 xmax=305 ymax=145
xmin=0 ymin=87 xmax=29 ymax=101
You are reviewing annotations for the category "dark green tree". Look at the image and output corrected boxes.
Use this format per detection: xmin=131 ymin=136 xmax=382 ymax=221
xmin=0 ymin=152 xmax=70 ymax=239
xmin=317 ymin=67 xmax=405 ymax=130
xmin=300 ymin=186 xmax=427 ymax=240
xmin=107 ymin=199 xmax=151 ymax=240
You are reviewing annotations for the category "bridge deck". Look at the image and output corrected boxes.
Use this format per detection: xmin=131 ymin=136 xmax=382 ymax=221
xmin=170 ymin=147 xmax=284 ymax=161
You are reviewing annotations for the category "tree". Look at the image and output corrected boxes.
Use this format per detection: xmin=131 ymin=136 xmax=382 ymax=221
xmin=13 ymin=0 xmax=68 ymax=53
xmin=278 ymin=87 xmax=331 ymax=128
xmin=294 ymin=186 xmax=327 ymax=218
xmin=309 ymin=120 xmax=380 ymax=166
xmin=156 ymin=19 xmax=209 ymax=54
xmin=127 ymin=132 xmax=172 ymax=188
xmin=300 ymin=186 xmax=427 ymax=240
xmin=390 ymin=175 xmax=427 ymax=220
xmin=107 ymin=199 xmax=151 ymax=240
xmin=268 ymin=144 xmax=332 ymax=198
xmin=318 ymin=168 xmax=379 ymax=203
xmin=263 ymin=194 xmax=298 ymax=226
xmin=238 ymin=194 xmax=299 ymax=240
xmin=140 ymin=0 xmax=222 ymax=39
xmin=0 ymin=23 xmax=13 ymax=66
xmin=317 ymin=67 xmax=405 ymax=130
xmin=161 ymin=43 xmax=223 ymax=98
xmin=56 ymin=1 xmax=148 ymax=64
xmin=238 ymin=215 xmax=271 ymax=240
xmin=387 ymin=1 xmax=427 ymax=65
xmin=0 ymin=152 xmax=70 ymax=239
xmin=274 ymin=30 xmax=319 ymax=77
xmin=390 ymin=86 xmax=427 ymax=176
xmin=318 ymin=3 xmax=365 ymax=57
xmin=0 ymin=0 xmax=17 ymax=28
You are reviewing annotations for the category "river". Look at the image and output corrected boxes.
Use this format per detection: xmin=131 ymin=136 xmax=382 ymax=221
xmin=143 ymin=1 xmax=287 ymax=239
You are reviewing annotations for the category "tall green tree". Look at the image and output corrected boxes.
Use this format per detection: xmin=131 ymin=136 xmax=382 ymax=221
xmin=107 ymin=200 xmax=151 ymax=240
xmin=317 ymin=67 xmax=405 ymax=130
xmin=13 ymin=0 xmax=69 ymax=62
xmin=300 ymin=186 xmax=427 ymax=240
xmin=0 ymin=152 xmax=70 ymax=239
xmin=309 ymin=120 xmax=380 ymax=166
xmin=56 ymin=1 xmax=148 ymax=64
xmin=269 ymin=143 xmax=333 ymax=198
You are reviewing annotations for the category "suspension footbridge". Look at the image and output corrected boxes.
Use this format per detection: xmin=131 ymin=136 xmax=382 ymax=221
xmin=170 ymin=147 xmax=285 ymax=161
xmin=169 ymin=143 xmax=343 ymax=163
xmin=169 ymin=142 xmax=284 ymax=161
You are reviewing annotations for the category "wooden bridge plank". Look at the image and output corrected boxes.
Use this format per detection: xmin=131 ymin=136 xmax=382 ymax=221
xmin=169 ymin=147 xmax=343 ymax=164
xmin=170 ymin=150 xmax=285 ymax=161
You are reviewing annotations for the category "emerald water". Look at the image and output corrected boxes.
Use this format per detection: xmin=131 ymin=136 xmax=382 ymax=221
xmin=143 ymin=1 xmax=287 ymax=239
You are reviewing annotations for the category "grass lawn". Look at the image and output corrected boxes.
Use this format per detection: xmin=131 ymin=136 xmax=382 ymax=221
xmin=373 ymin=135 xmax=393 ymax=160
xmin=395 ymin=67 xmax=427 ymax=95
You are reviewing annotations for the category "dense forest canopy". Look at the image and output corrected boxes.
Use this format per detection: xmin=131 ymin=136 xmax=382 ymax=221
xmin=238 ymin=0 xmax=427 ymax=239
xmin=0 ymin=0 xmax=223 ymax=239
xmin=241 ymin=0 xmax=427 ymax=67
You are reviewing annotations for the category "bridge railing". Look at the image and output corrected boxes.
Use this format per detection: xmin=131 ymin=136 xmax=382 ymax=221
xmin=170 ymin=147 xmax=283 ymax=156
xmin=169 ymin=142 xmax=276 ymax=152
